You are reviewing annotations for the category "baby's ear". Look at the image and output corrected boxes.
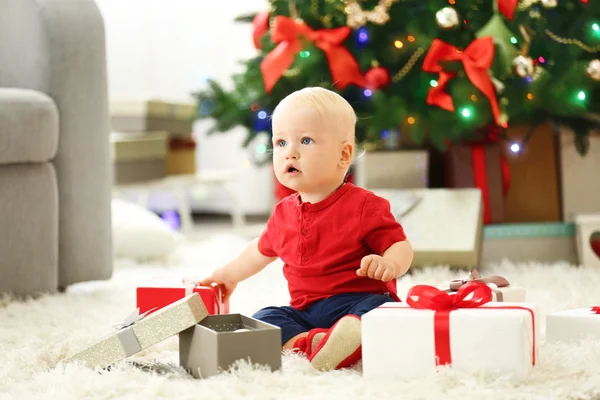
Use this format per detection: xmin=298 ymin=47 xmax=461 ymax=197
xmin=339 ymin=142 xmax=353 ymax=167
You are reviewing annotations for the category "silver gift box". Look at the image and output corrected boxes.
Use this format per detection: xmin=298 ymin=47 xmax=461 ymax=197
xmin=179 ymin=313 xmax=282 ymax=379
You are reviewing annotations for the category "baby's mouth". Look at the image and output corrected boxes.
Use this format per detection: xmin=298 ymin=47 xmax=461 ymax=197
xmin=286 ymin=166 xmax=301 ymax=173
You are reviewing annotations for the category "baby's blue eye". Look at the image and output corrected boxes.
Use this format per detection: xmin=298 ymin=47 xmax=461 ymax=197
xmin=277 ymin=139 xmax=286 ymax=147
xmin=301 ymin=137 xmax=313 ymax=145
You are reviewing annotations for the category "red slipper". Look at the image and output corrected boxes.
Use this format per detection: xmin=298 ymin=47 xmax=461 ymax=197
xmin=292 ymin=328 xmax=328 ymax=356
xmin=308 ymin=314 xmax=362 ymax=371
xmin=305 ymin=328 xmax=328 ymax=357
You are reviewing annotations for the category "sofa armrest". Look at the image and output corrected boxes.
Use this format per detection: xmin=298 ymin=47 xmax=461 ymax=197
xmin=0 ymin=0 xmax=113 ymax=287
xmin=40 ymin=0 xmax=113 ymax=287
xmin=0 ymin=88 xmax=59 ymax=164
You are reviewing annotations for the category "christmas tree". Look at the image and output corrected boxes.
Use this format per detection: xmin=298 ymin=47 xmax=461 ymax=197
xmin=194 ymin=0 xmax=600 ymax=158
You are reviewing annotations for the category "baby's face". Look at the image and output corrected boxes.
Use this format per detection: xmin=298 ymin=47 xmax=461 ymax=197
xmin=271 ymin=102 xmax=349 ymax=196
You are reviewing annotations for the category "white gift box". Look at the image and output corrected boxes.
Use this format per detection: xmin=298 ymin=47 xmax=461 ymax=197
xmin=574 ymin=213 xmax=600 ymax=268
xmin=355 ymin=150 xmax=429 ymax=190
xmin=374 ymin=189 xmax=483 ymax=268
xmin=546 ymin=308 xmax=600 ymax=343
xmin=362 ymin=302 xmax=538 ymax=379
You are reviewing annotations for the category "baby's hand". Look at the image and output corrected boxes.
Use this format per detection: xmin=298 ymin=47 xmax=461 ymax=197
xmin=356 ymin=255 xmax=397 ymax=282
xmin=197 ymin=269 xmax=238 ymax=303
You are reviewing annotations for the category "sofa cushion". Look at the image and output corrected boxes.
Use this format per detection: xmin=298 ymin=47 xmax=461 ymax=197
xmin=0 ymin=88 xmax=59 ymax=164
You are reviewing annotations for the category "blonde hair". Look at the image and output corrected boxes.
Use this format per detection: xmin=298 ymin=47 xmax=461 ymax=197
xmin=272 ymin=87 xmax=357 ymax=144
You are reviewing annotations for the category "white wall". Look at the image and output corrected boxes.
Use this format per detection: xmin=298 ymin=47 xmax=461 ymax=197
xmin=96 ymin=0 xmax=269 ymax=100
xmin=97 ymin=0 xmax=275 ymax=215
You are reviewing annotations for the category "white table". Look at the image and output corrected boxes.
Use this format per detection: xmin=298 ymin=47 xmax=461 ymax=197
xmin=113 ymin=170 xmax=246 ymax=233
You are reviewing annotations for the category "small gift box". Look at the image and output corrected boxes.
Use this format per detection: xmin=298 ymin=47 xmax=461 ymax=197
xmin=110 ymin=131 xmax=168 ymax=184
xmin=136 ymin=277 xmax=229 ymax=316
xmin=354 ymin=150 xmax=429 ymax=190
xmin=574 ymin=213 xmax=600 ymax=268
xmin=445 ymin=141 xmax=508 ymax=224
xmin=482 ymin=222 xmax=577 ymax=265
xmin=110 ymin=99 xmax=196 ymax=136
xmin=179 ymin=314 xmax=282 ymax=379
xmin=437 ymin=269 xmax=526 ymax=302
xmin=374 ymin=188 xmax=484 ymax=267
xmin=560 ymin=129 xmax=600 ymax=222
xmin=362 ymin=282 xmax=537 ymax=379
xmin=546 ymin=307 xmax=600 ymax=343
xmin=65 ymin=293 xmax=209 ymax=369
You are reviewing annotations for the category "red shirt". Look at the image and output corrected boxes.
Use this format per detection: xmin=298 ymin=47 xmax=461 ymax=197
xmin=258 ymin=183 xmax=407 ymax=310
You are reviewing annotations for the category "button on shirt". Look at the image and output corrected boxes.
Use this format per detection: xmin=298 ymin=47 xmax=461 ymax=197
xmin=258 ymin=183 xmax=407 ymax=310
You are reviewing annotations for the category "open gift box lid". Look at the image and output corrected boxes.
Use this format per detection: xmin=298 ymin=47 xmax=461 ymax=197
xmin=65 ymin=293 xmax=209 ymax=369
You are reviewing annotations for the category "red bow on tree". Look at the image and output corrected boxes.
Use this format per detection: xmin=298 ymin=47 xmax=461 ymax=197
xmin=498 ymin=0 xmax=519 ymax=20
xmin=252 ymin=11 xmax=270 ymax=49
xmin=260 ymin=16 xmax=366 ymax=93
xmin=407 ymin=282 xmax=492 ymax=365
xmin=422 ymin=37 xmax=501 ymax=126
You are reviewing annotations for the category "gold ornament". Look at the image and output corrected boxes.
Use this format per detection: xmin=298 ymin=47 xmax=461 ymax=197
xmin=513 ymin=55 xmax=534 ymax=78
xmin=392 ymin=47 xmax=425 ymax=83
xmin=529 ymin=9 xmax=541 ymax=18
xmin=519 ymin=0 xmax=557 ymax=10
xmin=540 ymin=0 xmax=557 ymax=7
xmin=545 ymin=29 xmax=600 ymax=53
xmin=344 ymin=0 xmax=398 ymax=28
xmin=283 ymin=67 xmax=301 ymax=78
xmin=311 ymin=0 xmax=319 ymax=16
xmin=517 ymin=0 xmax=538 ymax=10
xmin=499 ymin=113 xmax=509 ymax=127
xmin=586 ymin=59 xmax=600 ymax=81
xmin=321 ymin=14 xmax=333 ymax=26
xmin=491 ymin=76 xmax=505 ymax=94
xmin=436 ymin=7 xmax=459 ymax=29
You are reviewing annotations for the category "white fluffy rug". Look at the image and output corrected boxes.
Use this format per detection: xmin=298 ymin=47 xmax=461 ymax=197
xmin=2 ymin=234 xmax=600 ymax=400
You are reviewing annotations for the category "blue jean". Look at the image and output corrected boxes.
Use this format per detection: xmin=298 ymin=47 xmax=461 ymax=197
xmin=252 ymin=292 xmax=397 ymax=345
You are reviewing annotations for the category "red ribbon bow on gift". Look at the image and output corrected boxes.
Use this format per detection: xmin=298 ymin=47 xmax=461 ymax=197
xmin=260 ymin=16 xmax=366 ymax=93
xmin=591 ymin=306 xmax=600 ymax=314
xmin=408 ymin=281 xmax=493 ymax=312
xmin=407 ymin=282 xmax=492 ymax=365
xmin=422 ymin=37 xmax=501 ymax=125
xmin=448 ymin=269 xmax=510 ymax=291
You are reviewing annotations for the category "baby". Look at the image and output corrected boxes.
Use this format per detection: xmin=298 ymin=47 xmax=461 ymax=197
xmin=199 ymin=87 xmax=413 ymax=371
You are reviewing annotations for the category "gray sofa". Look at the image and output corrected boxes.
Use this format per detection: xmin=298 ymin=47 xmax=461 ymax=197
xmin=0 ymin=0 xmax=113 ymax=296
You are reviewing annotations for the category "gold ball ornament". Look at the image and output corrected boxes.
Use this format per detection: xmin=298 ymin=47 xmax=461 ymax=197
xmin=513 ymin=55 xmax=535 ymax=78
xmin=436 ymin=7 xmax=459 ymax=29
xmin=540 ymin=0 xmax=557 ymax=8
xmin=345 ymin=2 xmax=367 ymax=28
xmin=586 ymin=59 xmax=600 ymax=81
xmin=370 ymin=4 xmax=391 ymax=25
xmin=344 ymin=0 xmax=397 ymax=28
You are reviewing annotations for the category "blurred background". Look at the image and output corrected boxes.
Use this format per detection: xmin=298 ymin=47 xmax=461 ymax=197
xmin=2 ymin=0 xmax=600 ymax=298
xmin=101 ymin=0 xmax=276 ymax=219
xmin=103 ymin=0 xmax=600 ymax=268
